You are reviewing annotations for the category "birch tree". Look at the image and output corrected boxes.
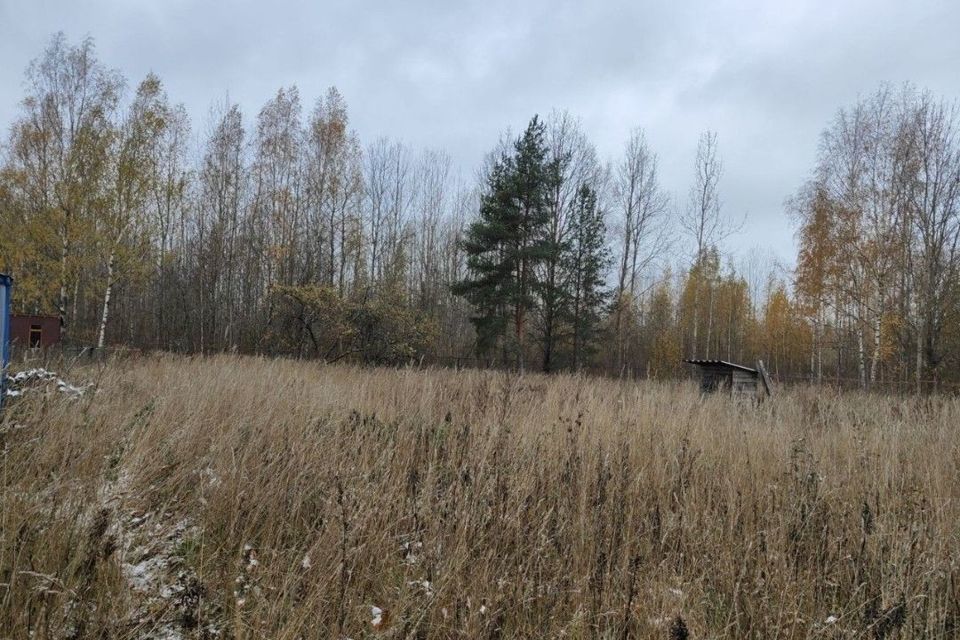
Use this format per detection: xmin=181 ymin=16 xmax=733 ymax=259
xmin=11 ymin=33 xmax=121 ymax=340
xmin=905 ymin=91 xmax=960 ymax=388
xmin=612 ymin=128 xmax=669 ymax=369
xmin=679 ymin=131 xmax=738 ymax=358
xmin=97 ymin=74 xmax=168 ymax=348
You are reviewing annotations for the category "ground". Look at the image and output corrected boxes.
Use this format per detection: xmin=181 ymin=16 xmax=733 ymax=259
xmin=1 ymin=355 xmax=958 ymax=638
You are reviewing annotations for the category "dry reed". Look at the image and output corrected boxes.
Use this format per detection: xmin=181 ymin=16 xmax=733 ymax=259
xmin=1 ymin=354 xmax=958 ymax=638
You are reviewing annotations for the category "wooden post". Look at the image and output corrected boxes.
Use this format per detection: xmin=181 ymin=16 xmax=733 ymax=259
xmin=756 ymin=359 xmax=773 ymax=399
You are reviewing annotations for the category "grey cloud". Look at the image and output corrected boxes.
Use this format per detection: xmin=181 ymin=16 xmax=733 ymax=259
xmin=1 ymin=0 xmax=958 ymax=264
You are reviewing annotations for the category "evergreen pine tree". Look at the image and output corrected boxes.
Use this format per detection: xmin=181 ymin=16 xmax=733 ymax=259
xmin=564 ymin=183 xmax=610 ymax=369
xmin=452 ymin=157 xmax=513 ymax=357
xmin=453 ymin=116 xmax=551 ymax=368
xmin=536 ymin=152 xmax=569 ymax=372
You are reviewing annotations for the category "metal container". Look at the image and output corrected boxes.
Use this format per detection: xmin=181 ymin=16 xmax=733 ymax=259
xmin=0 ymin=274 xmax=11 ymax=407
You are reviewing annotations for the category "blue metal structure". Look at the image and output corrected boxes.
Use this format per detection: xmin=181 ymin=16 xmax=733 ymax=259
xmin=0 ymin=274 xmax=11 ymax=408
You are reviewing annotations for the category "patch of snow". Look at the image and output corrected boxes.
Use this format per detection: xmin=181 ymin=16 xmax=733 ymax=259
xmin=200 ymin=466 xmax=222 ymax=487
xmin=4 ymin=368 xmax=88 ymax=399
xmin=123 ymin=554 xmax=169 ymax=592
xmin=10 ymin=368 xmax=57 ymax=383
xmin=408 ymin=578 xmax=434 ymax=597
xmin=402 ymin=540 xmax=423 ymax=564
xmin=129 ymin=513 xmax=150 ymax=527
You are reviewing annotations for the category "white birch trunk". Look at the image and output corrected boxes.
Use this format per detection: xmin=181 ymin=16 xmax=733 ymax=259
xmin=857 ymin=322 xmax=867 ymax=389
xmin=97 ymin=250 xmax=116 ymax=349
xmin=869 ymin=312 xmax=881 ymax=386
xmin=915 ymin=322 xmax=923 ymax=392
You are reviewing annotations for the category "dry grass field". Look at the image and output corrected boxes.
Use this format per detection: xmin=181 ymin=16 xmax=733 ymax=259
xmin=1 ymin=355 xmax=959 ymax=639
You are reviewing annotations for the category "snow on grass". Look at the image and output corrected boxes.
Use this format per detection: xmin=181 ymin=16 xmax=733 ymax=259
xmin=92 ymin=434 xmax=219 ymax=638
xmin=4 ymin=367 xmax=89 ymax=398
xmin=407 ymin=578 xmax=434 ymax=597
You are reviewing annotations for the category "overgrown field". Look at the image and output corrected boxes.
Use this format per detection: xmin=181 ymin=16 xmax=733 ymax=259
xmin=2 ymin=356 xmax=959 ymax=638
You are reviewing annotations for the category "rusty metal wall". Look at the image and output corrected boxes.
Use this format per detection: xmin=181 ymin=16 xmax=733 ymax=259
xmin=11 ymin=315 xmax=61 ymax=348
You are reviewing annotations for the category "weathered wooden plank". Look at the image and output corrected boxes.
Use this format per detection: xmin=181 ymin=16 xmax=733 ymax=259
xmin=756 ymin=360 xmax=773 ymax=397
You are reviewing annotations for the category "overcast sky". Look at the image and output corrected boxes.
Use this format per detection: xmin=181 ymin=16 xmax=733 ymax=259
xmin=2 ymin=0 xmax=959 ymax=266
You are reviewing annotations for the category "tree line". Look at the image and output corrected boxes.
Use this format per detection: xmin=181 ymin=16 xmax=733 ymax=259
xmin=2 ymin=34 xmax=959 ymax=390
xmin=793 ymin=85 xmax=960 ymax=390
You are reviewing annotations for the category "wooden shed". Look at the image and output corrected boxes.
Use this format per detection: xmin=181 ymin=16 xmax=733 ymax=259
xmin=11 ymin=314 xmax=61 ymax=349
xmin=684 ymin=359 xmax=772 ymax=400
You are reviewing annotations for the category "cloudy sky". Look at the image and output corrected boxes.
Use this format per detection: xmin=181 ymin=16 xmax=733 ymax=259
xmin=2 ymin=0 xmax=959 ymax=265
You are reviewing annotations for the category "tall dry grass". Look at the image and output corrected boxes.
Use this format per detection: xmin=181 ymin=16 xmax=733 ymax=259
xmin=1 ymin=355 xmax=959 ymax=638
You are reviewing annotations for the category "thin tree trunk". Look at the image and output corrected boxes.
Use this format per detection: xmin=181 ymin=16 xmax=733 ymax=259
xmin=71 ymin=280 xmax=80 ymax=329
xmin=614 ymin=255 xmax=628 ymax=371
xmin=58 ymin=215 xmax=70 ymax=341
xmin=810 ymin=323 xmax=816 ymax=383
xmin=857 ymin=320 xmax=867 ymax=389
xmin=97 ymin=250 xmax=116 ymax=349
xmin=870 ymin=310 xmax=881 ymax=386
xmin=705 ymin=281 xmax=714 ymax=360
xmin=691 ymin=289 xmax=699 ymax=358
xmin=691 ymin=259 xmax=701 ymax=359
xmin=915 ymin=321 xmax=923 ymax=393
xmin=815 ymin=312 xmax=823 ymax=384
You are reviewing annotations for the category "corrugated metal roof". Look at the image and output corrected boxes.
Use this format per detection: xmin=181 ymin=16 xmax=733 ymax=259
xmin=683 ymin=359 xmax=758 ymax=374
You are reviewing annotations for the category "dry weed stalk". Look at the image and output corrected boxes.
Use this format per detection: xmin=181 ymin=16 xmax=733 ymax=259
xmin=1 ymin=355 xmax=958 ymax=637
